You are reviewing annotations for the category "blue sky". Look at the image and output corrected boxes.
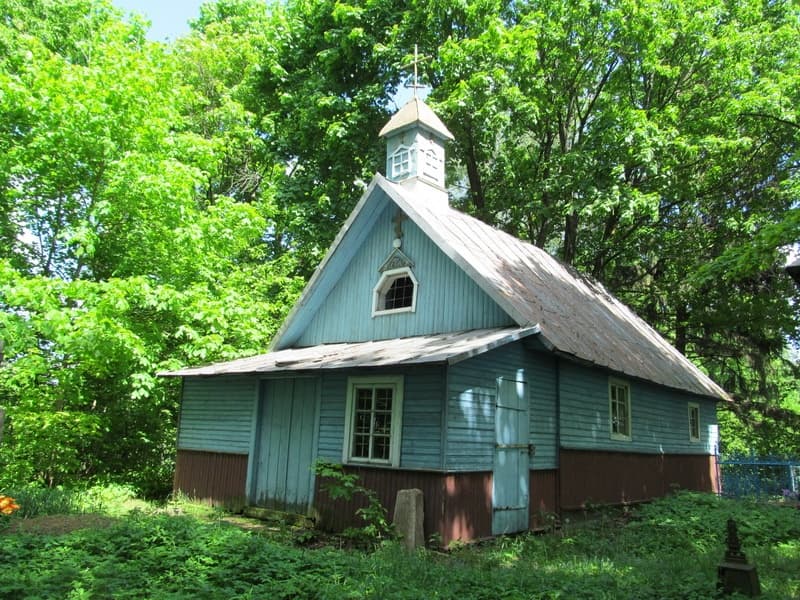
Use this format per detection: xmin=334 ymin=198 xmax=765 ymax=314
xmin=112 ymin=0 xmax=206 ymax=41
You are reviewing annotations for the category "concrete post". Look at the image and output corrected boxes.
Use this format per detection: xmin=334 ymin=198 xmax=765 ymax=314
xmin=393 ymin=488 xmax=424 ymax=550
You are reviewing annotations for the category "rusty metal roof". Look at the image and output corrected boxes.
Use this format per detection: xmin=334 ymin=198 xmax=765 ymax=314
xmin=380 ymin=178 xmax=729 ymax=401
xmin=379 ymin=97 xmax=454 ymax=140
xmin=167 ymin=168 xmax=727 ymax=401
xmin=161 ymin=327 xmax=539 ymax=377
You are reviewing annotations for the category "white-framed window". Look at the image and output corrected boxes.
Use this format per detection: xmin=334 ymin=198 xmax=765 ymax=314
xmin=609 ymin=379 xmax=631 ymax=441
xmin=390 ymin=145 xmax=412 ymax=179
xmin=688 ymin=402 xmax=700 ymax=442
xmin=372 ymin=267 xmax=418 ymax=316
xmin=343 ymin=376 xmax=404 ymax=467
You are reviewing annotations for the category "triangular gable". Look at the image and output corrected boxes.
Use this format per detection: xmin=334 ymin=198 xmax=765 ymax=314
xmin=273 ymin=180 xmax=512 ymax=349
xmin=270 ymin=178 xmax=391 ymax=350
xmin=273 ymin=173 xmax=727 ymax=400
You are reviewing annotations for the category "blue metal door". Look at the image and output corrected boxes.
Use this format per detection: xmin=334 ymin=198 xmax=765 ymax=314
xmin=492 ymin=377 xmax=530 ymax=535
xmin=252 ymin=378 xmax=319 ymax=513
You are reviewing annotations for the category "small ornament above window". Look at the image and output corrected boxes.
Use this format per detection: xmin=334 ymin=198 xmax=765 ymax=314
xmin=378 ymin=247 xmax=414 ymax=273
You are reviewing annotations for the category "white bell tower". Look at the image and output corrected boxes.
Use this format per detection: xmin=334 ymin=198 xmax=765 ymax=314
xmin=379 ymin=93 xmax=454 ymax=205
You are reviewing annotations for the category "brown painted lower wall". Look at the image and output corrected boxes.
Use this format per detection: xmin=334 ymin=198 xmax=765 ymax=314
xmin=529 ymin=469 xmax=559 ymax=528
xmin=442 ymin=472 xmax=492 ymax=543
xmin=559 ymin=449 xmax=718 ymax=510
xmin=172 ymin=449 xmax=717 ymax=543
xmin=314 ymin=467 xmax=493 ymax=546
xmin=173 ymin=449 xmax=248 ymax=506
xmin=315 ymin=468 xmax=560 ymax=545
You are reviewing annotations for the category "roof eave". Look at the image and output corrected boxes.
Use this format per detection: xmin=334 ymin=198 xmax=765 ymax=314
xmin=269 ymin=176 xmax=387 ymax=350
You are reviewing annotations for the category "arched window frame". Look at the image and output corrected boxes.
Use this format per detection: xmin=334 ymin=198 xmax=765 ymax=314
xmin=389 ymin=144 xmax=413 ymax=179
xmin=372 ymin=267 xmax=418 ymax=316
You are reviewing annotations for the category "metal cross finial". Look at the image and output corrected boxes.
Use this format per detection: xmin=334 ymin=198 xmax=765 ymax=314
xmin=402 ymin=44 xmax=427 ymax=98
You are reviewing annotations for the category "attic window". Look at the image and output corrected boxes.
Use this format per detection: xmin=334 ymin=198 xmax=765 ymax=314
xmin=373 ymin=267 xmax=418 ymax=316
xmin=390 ymin=145 xmax=412 ymax=179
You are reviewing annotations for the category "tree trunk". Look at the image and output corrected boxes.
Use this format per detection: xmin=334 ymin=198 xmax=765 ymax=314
xmin=562 ymin=210 xmax=579 ymax=265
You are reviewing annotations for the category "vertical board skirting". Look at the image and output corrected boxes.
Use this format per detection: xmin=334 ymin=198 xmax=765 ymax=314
xmin=174 ymin=450 xmax=248 ymax=506
xmin=529 ymin=469 xmax=558 ymax=528
xmin=559 ymin=449 xmax=719 ymax=509
xmin=314 ymin=467 xmax=493 ymax=546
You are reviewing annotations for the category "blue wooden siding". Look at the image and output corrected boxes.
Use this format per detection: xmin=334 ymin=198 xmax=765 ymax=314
xmin=296 ymin=204 xmax=513 ymax=346
xmin=528 ymin=353 xmax=558 ymax=469
xmin=446 ymin=342 xmax=558 ymax=472
xmin=558 ymin=361 xmax=718 ymax=454
xmin=252 ymin=378 xmax=319 ymax=511
xmin=178 ymin=376 xmax=256 ymax=454
xmin=315 ymin=367 xmax=445 ymax=469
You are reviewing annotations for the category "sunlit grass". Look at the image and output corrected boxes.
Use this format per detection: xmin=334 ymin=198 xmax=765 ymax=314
xmin=0 ymin=490 xmax=798 ymax=598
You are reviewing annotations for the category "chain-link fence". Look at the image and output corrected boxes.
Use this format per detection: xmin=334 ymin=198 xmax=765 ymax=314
xmin=717 ymin=454 xmax=799 ymax=500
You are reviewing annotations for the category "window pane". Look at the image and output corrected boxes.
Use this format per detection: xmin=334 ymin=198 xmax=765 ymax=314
xmin=372 ymin=435 xmax=390 ymax=460
xmin=384 ymin=276 xmax=414 ymax=309
xmin=620 ymin=399 xmax=629 ymax=435
xmin=353 ymin=434 xmax=370 ymax=458
xmin=374 ymin=413 xmax=391 ymax=434
xmin=355 ymin=412 xmax=371 ymax=434
xmin=690 ymin=406 xmax=700 ymax=439
xmin=356 ymin=388 xmax=373 ymax=411
xmin=375 ymin=388 xmax=393 ymax=411
xmin=610 ymin=383 xmax=630 ymax=438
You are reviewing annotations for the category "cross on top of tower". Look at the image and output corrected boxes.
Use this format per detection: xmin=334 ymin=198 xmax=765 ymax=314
xmin=401 ymin=44 xmax=427 ymax=98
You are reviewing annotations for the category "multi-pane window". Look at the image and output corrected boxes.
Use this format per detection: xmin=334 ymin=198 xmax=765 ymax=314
xmin=344 ymin=376 xmax=403 ymax=466
xmin=373 ymin=268 xmax=417 ymax=315
xmin=383 ymin=276 xmax=414 ymax=310
xmin=688 ymin=403 xmax=700 ymax=442
xmin=609 ymin=380 xmax=631 ymax=440
xmin=390 ymin=146 xmax=411 ymax=178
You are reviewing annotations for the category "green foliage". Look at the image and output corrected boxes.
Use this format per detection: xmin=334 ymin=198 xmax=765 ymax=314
xmin=0 ymin=492 xmax=798 ymax=598
xmin=0 ymin=0 xmax=798 ymax=493
xmin=0 ymin=483 xmax=139 ymax=519
xmin=0 ymin=0 xmax=302 ymax=493
xmin=313 ymin=460 xmax=395 ymax=546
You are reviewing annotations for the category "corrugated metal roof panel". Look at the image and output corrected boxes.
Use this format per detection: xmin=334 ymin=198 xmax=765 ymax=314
xmin=386 ymin=179 xmax=729 ymax=401
xmin=161 ymin=327 xmax=539 ymax=377
xmin=378 ymin=97 xmax=454 ymax=140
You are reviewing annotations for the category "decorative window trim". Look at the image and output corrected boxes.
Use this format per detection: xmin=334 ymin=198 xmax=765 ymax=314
xmin=372 ymin=267 xmax=418 ymax=316
xmin=688 ymin=402 xmax=701 ymax=442
xmin=342 ymin=375 xmax=404 ymax=467
xmin=609 ymin=378 xmax=632 ymax=441
xmin=421 ymin=147 xmax=442 ymax=181
xmin=389 ymin=144 xmax=412 ymax=179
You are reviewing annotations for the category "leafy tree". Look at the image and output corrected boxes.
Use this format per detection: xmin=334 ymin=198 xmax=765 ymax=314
xmin=0 ymin=0 xmax=301 ymax=492
xmin=422 ymin=0 xmax=800 ymax=450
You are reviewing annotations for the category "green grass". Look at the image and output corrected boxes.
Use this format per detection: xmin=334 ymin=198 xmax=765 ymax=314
xmin=0 ymin=491 xmax=798 ymax=599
